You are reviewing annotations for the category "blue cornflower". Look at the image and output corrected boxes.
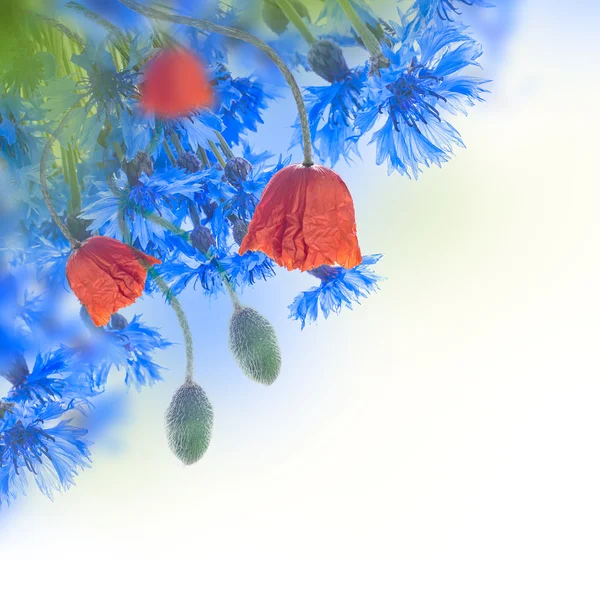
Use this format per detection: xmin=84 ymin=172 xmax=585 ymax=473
xmin=288 ymin=255 xmax=383 ymax=329
xmin=213 ymin=70 xmax=271 ymax=146
xmin=82 ymin=168 xmax=204 ymax=252
xmin=221 ymin=251 xmax=276 ymax=289
xmin=412 ymin=0 xmax=494 ymax=22
xmin=175 ymin=110 xmax=223 ymax=152
xmin=71 ymin=42 xmax=138 ymax=117
xmin=0 ymin=400 xmax=90 ymax=507
xmin=355 ymin=24 xmax=488 ymax=177
xmin=292 ymin=65 xmax=368 ymax=166
xmin=6 ymin=348 xmax=71 ymax=406
xmin=76 ymin=313 xmax=171 ymax=391
xmin=29 ymin=235 xmax=71 ymax=289
xmin=158 ymin=252 xmax=226 ymax=297
xmin=0 ymin=95 xmax=43 ymax=168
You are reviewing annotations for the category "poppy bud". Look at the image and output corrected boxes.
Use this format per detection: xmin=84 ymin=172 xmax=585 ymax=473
xmin=232 ymin=219 xmax=249 ymax=246
xmin=177 ymin=151 xmax=202 ymax=174
xmin=190 ymin=225 xmax=215 ymax=255
xmin=239 ymin=164 xmax=362 ymax=271
xmin=109 ymin=313 xmax=129 ymax=331
xmin=308 ymin=40 xmax=350 ymax=83
xmin=224 ymin=157 xmax=252 ymax=186
xmin=122 ymin=151 xmax=154 ymax=186
xmin=229 ymin=306 xmax=281 ymax=385
xmin=67 ymin=236 xmax=161 ymax=327
xmin=165 ymin=380 xmax=214 ymax=465
xmin=140 ymin=48 xmax=214 ymax=119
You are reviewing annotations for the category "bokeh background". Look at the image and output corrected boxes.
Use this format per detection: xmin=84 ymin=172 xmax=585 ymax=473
xmin=2 ymin=0 xmax=600 ymax=597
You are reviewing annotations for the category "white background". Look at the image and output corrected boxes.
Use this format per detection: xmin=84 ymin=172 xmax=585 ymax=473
xmin=1 ymin=1 xmax=599 ymax=598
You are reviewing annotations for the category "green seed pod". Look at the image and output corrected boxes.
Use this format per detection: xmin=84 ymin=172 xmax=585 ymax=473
xmin=165 ymin=381 xmax=214 ymax=465
xmin=229 ymin=306 xmax=281 ymax=385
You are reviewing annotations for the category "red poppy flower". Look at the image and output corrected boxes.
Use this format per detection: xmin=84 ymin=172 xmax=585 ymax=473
xmin=239 ymin=164 xmax=362 ymax=271
xmin=140 ymin=48 xmax=214 ymax=118
xmin=66 ymin=236 xmax=161 ymax=327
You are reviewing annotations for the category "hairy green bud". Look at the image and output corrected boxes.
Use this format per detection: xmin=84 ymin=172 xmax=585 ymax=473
xmin=229 ymin=306 xmax=281 ymax=385
xmin=165 ymin=381 xmax=214 ymax=465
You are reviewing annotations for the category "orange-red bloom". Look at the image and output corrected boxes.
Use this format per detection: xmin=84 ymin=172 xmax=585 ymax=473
xmin=66 ymin=236 xmax=160 ymax=327
xmin=140 ymin=48 xmax=214 ymax=118
xmin=239 ymin=164 xmax=362 ymax=271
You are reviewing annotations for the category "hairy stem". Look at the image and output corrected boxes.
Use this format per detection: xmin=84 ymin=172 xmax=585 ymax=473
xmin=275 ymin=0 xmax=316 ymax=45
xmin=141 ymin=210 xmax=241 ymax=309
xmin=118 ymin=0 xmax=314 ymax=166
xmin=40 ymin=105 xmax=84 ymax=248
xmin=150 ymin=269 xmax=195 ymax=383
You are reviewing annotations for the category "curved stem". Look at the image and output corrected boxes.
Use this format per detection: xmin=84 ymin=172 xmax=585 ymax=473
xmin=118 ymin=0 xmax=314 ymax=166
xmin=275 ymin=0 xmax=316 ymax=45
xmin=116 ymin=205 xmax=195 ymax=382
xmin=141 ymin=210 xmax=241 ymax=310
xmin=150 ymin=269 xmax=195 ymax=383
xmin=335 ymin=0 xmax=385 ymax=64
xmin=40 ymin=105 xmax=84 ymax=248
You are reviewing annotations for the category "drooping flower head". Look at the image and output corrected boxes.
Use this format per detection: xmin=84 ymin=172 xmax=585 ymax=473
xmin=66 ymin=236 xmax=160 ymax=327
xmin=239 ymin=164 xmax=362 ymax=272
xmin=140 ymin=47 xmax=214 ymax=118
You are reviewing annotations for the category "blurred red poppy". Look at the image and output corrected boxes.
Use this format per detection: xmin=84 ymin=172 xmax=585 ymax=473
xmin=140 ymin=48 xmax=214 ymax=118
xmin=239 ymin=164 xmax=362 ymax=271
xmin=66 ymin=236 xmax=160 ymax=327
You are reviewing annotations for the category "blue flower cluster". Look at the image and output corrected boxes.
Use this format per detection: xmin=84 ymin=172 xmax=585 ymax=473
xmin=0 ymin=0 xmax=496 ymax=506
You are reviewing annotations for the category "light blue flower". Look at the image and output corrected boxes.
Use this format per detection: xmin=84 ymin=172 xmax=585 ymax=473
xmin=288 ymin=255 xmax=383 ymax=328
xmin=0 ymin=400 xmax=90 ymax=507
xmin=356 ymin=23 xmax=488 ymax=177
xmin=292 ymin=66 xmax=368 ymax=166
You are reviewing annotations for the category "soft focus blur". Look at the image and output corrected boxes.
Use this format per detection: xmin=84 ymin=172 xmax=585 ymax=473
xmin=2 ymin=1 xmax=600 ymax=598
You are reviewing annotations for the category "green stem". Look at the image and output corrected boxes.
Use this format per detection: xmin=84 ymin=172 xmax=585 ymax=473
xmin=335 ymin=0 xmax=385 ymax=63
xmin=168 ymin=128 xmax=186 ymax=156
xmin=162 ymin=139 xmax=177 ymax=167
xmin=118 ymin=0 xmax=314 ymax=166
xmin=66 ymin=146 xmax=82 ymax=216
xmin=116 ymin=205 xmax=195 ymax=382
xmin=214 ymin=131 xmax=235 ymax=161
xmin=150 ymin=269 xmax=195 ymax=383
xmin=141 ymin=210 xmax=241 ymax=310
xmin=197 ymin=147 xmax=209 ymax=168
xmin=208 ymin=140 xmax=227 ymax=169
xmin=275 ymin=0 xmax=316 ymax=45
xmin=40 ymin=105 xmax=84 ymax=248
